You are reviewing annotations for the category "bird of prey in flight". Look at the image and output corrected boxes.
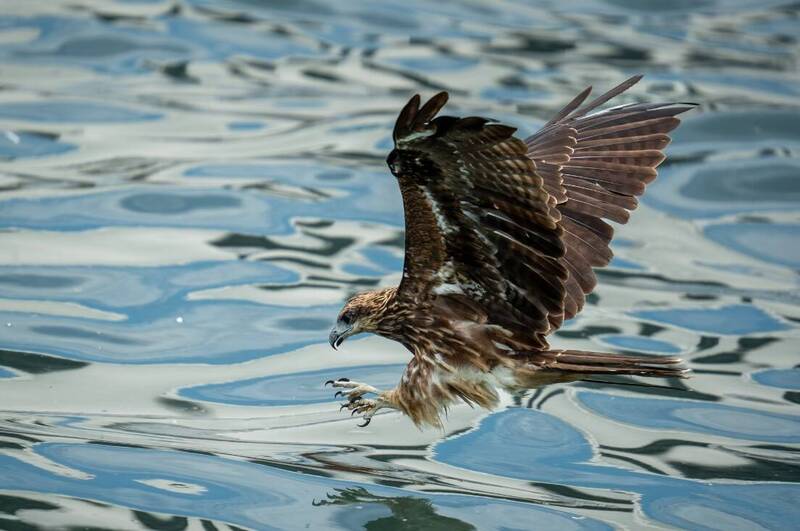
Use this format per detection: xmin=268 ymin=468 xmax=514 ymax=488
xmin=327 ymin=76 xmax=693 ymax=428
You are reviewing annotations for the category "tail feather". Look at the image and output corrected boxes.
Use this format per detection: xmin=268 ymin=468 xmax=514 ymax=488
xmin=522 ymin=349 xmax=689 ymax=379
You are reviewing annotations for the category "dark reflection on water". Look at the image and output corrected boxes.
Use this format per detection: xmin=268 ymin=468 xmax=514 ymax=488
xmin=0 ymin=349 xmax=88 ymax=375
xmin=0 ymin=0 xmax=799 ymax=529
xmin=314 ymin=487 xmax=477 ymax=531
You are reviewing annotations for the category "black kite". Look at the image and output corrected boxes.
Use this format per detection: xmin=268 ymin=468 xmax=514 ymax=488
xmin=327 ymin=76 xmax=693 ymax=428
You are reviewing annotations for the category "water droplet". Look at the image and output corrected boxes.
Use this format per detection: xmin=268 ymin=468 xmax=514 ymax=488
xmin=176 ymin=316 xmax=184 ymax=324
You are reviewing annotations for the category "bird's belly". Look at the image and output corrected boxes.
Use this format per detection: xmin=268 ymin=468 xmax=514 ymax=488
xmin=489 ymin=365 xmax=518 ymax=388
xmin=445 ymin=363 xmax=517 ymax=390
xmin=490 ymin=362 xmax=580 ymax=390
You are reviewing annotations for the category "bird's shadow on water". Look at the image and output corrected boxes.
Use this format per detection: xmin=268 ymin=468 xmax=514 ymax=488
xmin=314 ymin=487 xmax=476 ymax=531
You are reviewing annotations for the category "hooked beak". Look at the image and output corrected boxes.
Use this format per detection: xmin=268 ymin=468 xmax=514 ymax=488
xmin=328 ymin=324 xmax=352 ymax=350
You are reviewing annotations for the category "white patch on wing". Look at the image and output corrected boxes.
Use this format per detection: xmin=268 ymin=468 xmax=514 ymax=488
xmin=421 ymin=187 xmax=457 ymax=236
xmin=418 ymin=182 xmax=496 ymax=300
xmin=420 ymin=188 xmax=476 ymax=295
xmin=433 ymin=260 xmax=463 ymax=294
xmin=398 ymin=130 xmax=435 ymax=144
xmin=434 ymin=283 xmax=464 ymax=295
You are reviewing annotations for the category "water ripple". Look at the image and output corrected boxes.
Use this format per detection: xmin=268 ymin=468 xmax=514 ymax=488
xmin=1 ymin=0 xmax=799 ymax=528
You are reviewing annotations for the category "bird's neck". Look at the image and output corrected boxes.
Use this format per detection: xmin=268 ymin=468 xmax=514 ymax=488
xmin=368 ymin=287 xmax=409 ymax=342
xmin=371 ymin=287 xmax=434 ymax=347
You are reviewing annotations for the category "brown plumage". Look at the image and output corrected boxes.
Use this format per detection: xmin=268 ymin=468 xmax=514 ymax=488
xmin=327 ymin=76 xmax=693 ymax=428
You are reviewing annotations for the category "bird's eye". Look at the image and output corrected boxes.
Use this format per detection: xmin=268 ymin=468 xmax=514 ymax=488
xmin=341 ymin=312 xmax=353 ymax=325
xmin=387 ymin=149 xmax=400 ymax=174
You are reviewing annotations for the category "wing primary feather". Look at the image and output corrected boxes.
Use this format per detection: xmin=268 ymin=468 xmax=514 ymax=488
xmin=568 ymin=75 xmax=643 ymax=120
xmin=541 ymin=85 xmax=593 ymax=128
xmin=393 ymin=94 xmax=421 ymax=142
xmin=414 ymin=92 xmax=449 ymax=129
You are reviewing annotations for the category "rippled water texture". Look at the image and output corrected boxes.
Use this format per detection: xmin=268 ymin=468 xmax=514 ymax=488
xmin=1 ymin=1 xmax=799 ymax=529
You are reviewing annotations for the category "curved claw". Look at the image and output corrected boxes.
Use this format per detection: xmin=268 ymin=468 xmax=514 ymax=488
xmin=339 ymin=402 xmax=349 ymax=411
xmin=324 ymin=380 xmax=334 ymax=387
xmin=351 ymin=409 xmax=359 ymax=416
xmin=358 ymin=417 xmax=372 ymax=428
xmin=334 ymin=391 xmax=343 ymax=398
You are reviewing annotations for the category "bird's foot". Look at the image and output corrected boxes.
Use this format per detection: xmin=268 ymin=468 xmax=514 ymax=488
xmin=340 ymin=397 xmax=386 ymax=427
xmin=325 ymin=378 xmax=391 ymax=427
xmin=324 ymin=378 xmax=379 ymax=402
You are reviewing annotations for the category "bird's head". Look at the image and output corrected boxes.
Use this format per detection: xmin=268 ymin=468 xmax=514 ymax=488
xmin=329 ymin=288 xmax=395 ymax=350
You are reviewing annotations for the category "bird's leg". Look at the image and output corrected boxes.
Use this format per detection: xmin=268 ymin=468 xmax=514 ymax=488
xmin=324 ymin=378 xmax=396 ymax=427
xmin=324 ymin=378 xmax=379 ymax=401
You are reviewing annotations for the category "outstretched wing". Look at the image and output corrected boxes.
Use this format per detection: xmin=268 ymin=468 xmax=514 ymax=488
xmin=526 ymin=76 xmax=696 ymax=328
xmin=390 ymin=92 xmax=566 ymax=349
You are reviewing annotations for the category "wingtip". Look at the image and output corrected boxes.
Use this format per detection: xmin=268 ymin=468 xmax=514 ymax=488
xmin=670 ymin=102 xmax=700 ymax=116
xmin=410 ymin=91 xmax=450 ymax=131
xmin=393 ymin=93 xmax=422 ymax=141
xmin=575 ymin=84 xmax=593 ymax=104
xmin=620 ymin=74 xmax=644 ymax=91
xmin=563 ymin=75 xmax=645 ymax=121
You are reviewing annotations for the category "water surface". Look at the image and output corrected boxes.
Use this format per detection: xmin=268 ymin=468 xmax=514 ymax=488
xmin=1 ymin=1 xmax=799 ymax=529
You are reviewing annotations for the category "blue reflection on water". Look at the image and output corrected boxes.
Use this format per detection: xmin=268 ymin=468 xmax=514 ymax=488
xmin=0 ymin=259 xmax=341 ymax=364
xmin=705 ymin=223 xmax=800 ymax=268
xmin=597 ymin=334 xmax=682 ymax=354
xmin=0 ymin=188 xmax=288 ymax=233
xmin=632 ymin=304 xmax=790 ymax=336
xmin=647 ymin=159 xmax=800 ymax=219
xmin=1 ymin=13 xmax=319 ymax=74
xmin=608 ymin=256 xmax=646 ymax=271
xmin=577 ymin=391 xmax=800 ymax=443
xmin=0 ymin=131 xmax=76 ymax=159
xmin=646 ymin=110 xmax=800 ymax=220
xmin=434 ymin=408 xmax=800 ymax=530
xmin=0 ymin=301 xmax=339 ymax=364
xmin=0 ymin=262 xmax=295 ymax=307
xmin=227 ymin=121 xmax=266 ymax=131
xmin=181 ymin=364 xmax=406 ymax=406
xmin=0 ymin=101 xmax=161 ymax=122
xmin=343 ymin=246 xmax=404 ymax=278
xmin=0 ymin=442 xmax=613 ymax=531
xmin=752 ymin=369 xmax=800 ymax=390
